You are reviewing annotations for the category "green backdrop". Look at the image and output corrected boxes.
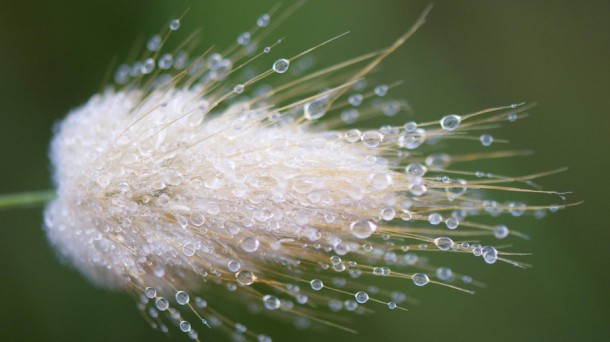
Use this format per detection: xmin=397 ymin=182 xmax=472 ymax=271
xmin=0 ymin=0 xmax=608 ymax=341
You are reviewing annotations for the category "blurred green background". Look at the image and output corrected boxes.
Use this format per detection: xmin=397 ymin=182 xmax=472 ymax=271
xmin=0 ymin=0 xmax=608 ymax=341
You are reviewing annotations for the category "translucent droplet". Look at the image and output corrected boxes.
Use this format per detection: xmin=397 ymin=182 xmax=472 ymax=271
xmin=310 ymin=279 xmax=324 ymax=291
xmin=272 ymin=59 xmax=290 ymax=73
xmin=262 ymin=295 xmax=280 ymax=310
xmin=374 ymin=84 xmax=388 ymax=96
xmin=175 ymin=291 xmax=190 ymax=305
xmin=388 ymin=301 xmax=397 ymax=309
xmin=405 ymin=163 xmax=427 ymax=177
xmin=480 ymin=134 xmax=494 ymax=146
xmin=263 ymin=46 xmax=271 ymax=53
xmin=494 ymin=225 xmax=509 ymax=239
xmin=144 ymin=287 xmax=157 ymax=299
xmin=141 ymin=58 xmax=155 ymax=74
xmin=237 ymin=32 xmax=251 ymax=45
xmin=257 ymin=14 xmax=270 ymax=27
xmin=234 ymin=84 xmax=244 ymax=94
xmin=433 ymin=237 xmax=454 ymax=251
xmin=241 ymin=237 xmax=260 ymax=253
xmin=482 ymin=246 xmax=498 ymax=264
xmin=155 ymin=297 xmax=169 ymax=311
xmin=169 ymin=19 xmax=181 ymax=31
xmin=304 ymin=97 xmax=328 ymax=120
xmin=348 ymin=93 xmax=363 ymax=107
xmin=428 ymin=213 xmax=443 ymax=225
xmin=227 ymin=260 xmax=241 ymax=272
xmin=182 ymin=243 xmax=195 ymax=256
xmin=158 ymin=53 xmax=173 ymax=70
xmin=236 ymin=270 xmax=257 ymax=285
xmin=355 ymin=291 xmax=369 ymax=304
xmin=381 ymin=208 xmax=396 ymax=221
xmin=436 ymin=267 xmax=453 ymax=281
xmin=445 ymin=217 xmax=459 ymax=230
xmin=147 ymin=35 xmax=162 ymax=52
xmin=361 ymin=131 xmax=384 ymax=148
xmin=349 ymin=220 xmax=377 ymax=239
xmin=345 ymin=129 xmax=362 ymax=143
xmin=412 ymin=273 xmax=429 ymax=286
xmin=179 ymin=320 xmax=191 ymax=332
xmin=440 ymin=114 xmax=461 ymax=131
xmin=508 ymin=113 xmax=518 ymax=122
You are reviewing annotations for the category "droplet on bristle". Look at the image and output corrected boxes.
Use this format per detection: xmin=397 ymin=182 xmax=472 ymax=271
xmin=262 ymin=295 xmax=280 ymax=310
xmin=480 ymin=134 xmax=494 ymax=146
xmin=355 ymin=291 xmax=369 ymax=304
xmin=169 ymin=19 xmax=181 ymax=30
xmin=304 ymin=97 xmax=328 ymax=120
xmin=147 ymin=35 xmax=162 ymax=52
xmin=374 ymin=84 xmax=388 ymax=96
xmin=412 ymin=273 xmax=429 ymax=286
xmin=361 ymin=131 xmax=384 ymax=148
xmin=349 ymin=220 xmax=377 ymax=239
xmin=272 ymin=59 xmax=290 ymax=73
xmin=257 ymin=14 xmax=270 ymax=27
xmin=310 ymin=279 xmax=324 ymax=291
xmin=175 ymin=291 xmax=190 ymax=305
xmin=237 ymin=32 xmax=251 ymax=46
xmin=440 ymin=114 xmax=461 ymax=131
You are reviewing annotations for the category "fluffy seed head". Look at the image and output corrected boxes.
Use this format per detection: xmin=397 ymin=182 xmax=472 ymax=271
xmin=43 ymin=6 xmax=569 ymax=340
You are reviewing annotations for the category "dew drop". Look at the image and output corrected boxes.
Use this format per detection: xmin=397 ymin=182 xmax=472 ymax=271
xmin=304 ymin=97 xmax=328 ymax=120
xmin=388 ymin=301 xmax=397 ymax=310
xmin=480 ymin=134 xmax=494 ymax=146
xmin=436 ymin=267 xmax=453 ymax=281
xmin=169 ymin=19 xmax=181 ymax=31
xmin=349 ymin=220 xmax=377 ymax=239
xmin=405 ymin=163 xmax=427 ymax=177
xmin=412 ymin=273 xmax=429 ymax=286
xmin=144 ymin=287 xmax=157 ymax=299
xmin=262 ymin=295 xmax=280 ymax=310
xmin=234 ymin=84 xmax=244 ymax=94
xmin=494 ymin=225 xmax=509 ymax=239
xmin=440 ymin=114 xmax=461 ymax=131
xmin=147 ymin=35 xmax=162 ymax=52
xmin=175 ymin=291 xmax=190 ymax=305
xmin=374 ymin=84 xmax=388 ymax=96
xmin=445 ymin=217 xmax=459 ymax=230
xmin=241 ymin=237 xmax=260 ymax=253
xmin=227 ymin=260 xmax=242 ymax=272
xmin=348 ymin=93 xmax=363 ymax=106
xmin=433 ymin=237 xmax=454 ymax=251
xmin=310 ymin=279 xmax=324 ymax=291
xmin=155 ymin=297 xmax=169 ymax=311
xmin=179 ymin=320 xmax=191 ymax=332
xmin=237 ymin=32 xmax=251 ymax=45
xmin=355 ymin=291 xmax=369 ymax=304
xmin=428 ymin=213 xmax=443 ymax=225
xmin=272 ymin=59 xmax=290 ymax=73
xmin=236 ymin=270 xmax=257 ymax=285
xmin=257 ymin=14 xmax=270 ymax=27
xmin=361 ymin=131 xmax=384 ymax=148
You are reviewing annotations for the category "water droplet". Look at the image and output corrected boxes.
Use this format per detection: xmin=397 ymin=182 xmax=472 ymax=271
xmin=155 ymin=297 xmax=169 ymax=311
xmin=236 ymin=270 xmax=257 ymax=285
xmin=144 ymin=287 xmax=157 ymax=299
xmin=445 ymin=217 xmax=459 ymax=230
xmin=361 ymin=131 xmax=384 ymax=148
xmin=480 ymin=134 xmax=494 ymax=146
xmin=348 ymin=93 xmax=363 ymax=106
xmin=355 ymin=291 xmax=369 ymax=304
xmin=182 ymin=243 xmax=195 ymax=256
xmin=241 ymin=237 xmax=260 ymax=253
xmin=228 ymin=260 xmax=241 ymax=272
xmin=147 ymin=35 xmax=162 ymax=52
xmin=263 ymin=46 xmax=271 ymax=53
xmin=388 ymin=301 xmax=397 ymax=309
xmin=494 ymin=225 xmax=509 ymax=239
xmin=257 ymin=14 xmax=270 ymax=27
xmin=433 ymin=237 xmax=454 ymax=251
xmin=436 ymin=267 xmax=453 ymax=281
xmin=345 ymin=129 xmax=362 ymax=143
xmin=381 ymin=208 xmax=396 ymax=221
xmin=272 ymin=59 xmax=290 ymax=73
xmin=234 ymin=84 xmax=244 ymax=94
xmin=440 ymin=114 xmax=461 ymax=130
xmin=482 ymin=246 xmax=498 ymax=264
xmin=175 ymin=291 xmax=190 ymax=305
xmin=428 ymin=213 xmax=443 ymax=225
xmin=349 ymin=220 xmax=377 ymax=239
xmin=237 ymin=32 xmax=251 ymax=45
xmin=304 ymin=97 xmax=328 ymax=120
xmin=405 ymin=163 xmax=427 ymax=177
xmin=262 ymin=295 xmax=280 ymax=310
xmin=169 ymin=19 xmax=181 ymax=31
xmin=310 ymin=279 xmax=324 ymax=291
xmin=412 ymin=273 xmax=429 ymax=286
xmin=179 ymin=320 xmax=191 ymax=332
xmin=374 ymin=84 xmax=388 ymax=96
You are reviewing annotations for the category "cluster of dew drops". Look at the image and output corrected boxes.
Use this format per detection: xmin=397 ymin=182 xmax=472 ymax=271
xmin=110 ymin=11 xmax=569 ymax=342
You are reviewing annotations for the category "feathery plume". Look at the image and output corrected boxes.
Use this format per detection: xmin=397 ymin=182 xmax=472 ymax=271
xmin=42 ymin=4 xmax=571 ymax=341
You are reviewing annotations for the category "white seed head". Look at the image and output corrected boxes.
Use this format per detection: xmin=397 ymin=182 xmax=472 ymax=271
xmin=41 ymin=5 xmax=568 ymax=340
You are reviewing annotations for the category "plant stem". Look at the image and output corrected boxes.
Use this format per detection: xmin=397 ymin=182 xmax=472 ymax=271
xmin=0 ymin=190 xmax=56 ymax=210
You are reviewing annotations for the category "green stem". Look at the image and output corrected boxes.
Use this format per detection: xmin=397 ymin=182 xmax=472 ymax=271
xmin=0 ymin=190 xmax=56 ymax=210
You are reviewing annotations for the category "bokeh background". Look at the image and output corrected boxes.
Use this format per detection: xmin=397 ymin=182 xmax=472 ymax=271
xmin=0 ymin=0 xmax=608 ymax=341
